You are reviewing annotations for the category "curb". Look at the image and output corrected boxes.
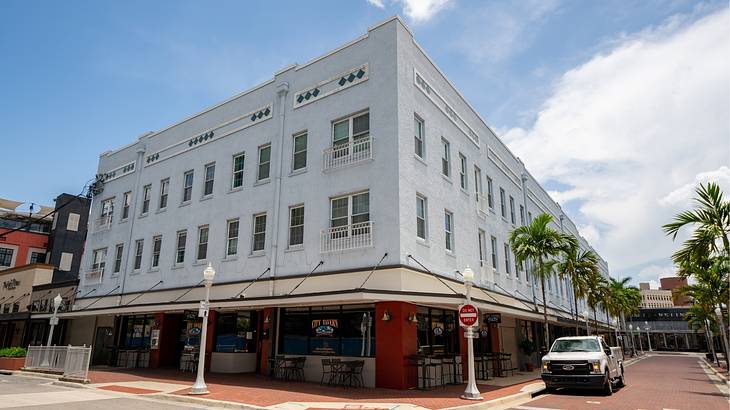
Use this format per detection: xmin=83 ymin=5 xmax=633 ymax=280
xmin=701 ymin=358 xmax=729 ymax=382
xmin=52 ymin=380 xmax=93 ymax=389
xmin=442 ymin=382 xmax=546 ymax=410
xmin=146 ymin=393 xmax=268 ymax=410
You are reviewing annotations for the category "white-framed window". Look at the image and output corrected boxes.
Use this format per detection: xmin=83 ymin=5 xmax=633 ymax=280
xmin=113 ymin=244 xmax=123 ymax=274
xmin=252 ymin=214 xmax=267 ymax=252
xmin=414 ymin=114 xmax=425 ymax=158
xmin=101 ymin=197 xmax=114 ymax=220
xmin=499 ymin=188 xmax=506 ymax=218
xmin=441 ymin=138 xmax=451 ymax=177
xmin=151 ymin=235 xmax=162 ymax=268
xmin=159 ymin=179 xmax=169 ymax=209
xmin=197 ymin=225 xmax=209 ymax=261
xmin=67 ymin=212 xmax=80 ymax=231
xmin=232 ymin=153 xmax=245 ymax=189
xmin=520 ymin=205 xmax=525 ymax=225
xmin=478 ymin=229 xmax=487 ymax=266
xmin=416 ymin=195 xmax=427 ymax=240
xmin=504 ymin=243 xmax=511 ymax=276
xmin=91 ymin=248 xmax=107 ymax=272
xmin=444 ymin=210 xmax=454 ymax=252
xmin=257 ymin=144 xmax=271 ymax=181
xmin=59 ymin=252 xmax=72 ymax=271
xmin=490 ymin=235 xmax=498 ymax=270
xmin=226 ymin=219 xmax=239 ymax=257
xmin=292 ymin=133 xmax=307 ymax=171
xmin=509 ymin=196 xmax=515 ymax=224
xmin=182 ymin=170 xmax=194 ymax=202
xmin=141 ymin=185 xmax=151 ymax=215
xmin=288 ymin=206 xmax=304 ymax=247
xmin=121 ymin=192 xmax=131 ymax=220
xmin=203 ymin=163 xmax=215 ymax=196
xmin=28 ymin=250 xmax=46 ymax=264
xmin=474 ymin=166 xmax=482 ymax=197
xmin=332 ymin=111 xmax=370 ymax=147
xmin=487 ymin=176 xmax=494 ymax=209
xmin=459 ymin=153 xmax=467 ymax=189
xmin=175 ymin=230 xmax=187 ymax=264
xmin=330 ymin=191 xmax=370 ymax=228
xmin=133 ymin=239 xmax=143 ymax=270
xmin=515 ymin=258 xmax=521 ymax=280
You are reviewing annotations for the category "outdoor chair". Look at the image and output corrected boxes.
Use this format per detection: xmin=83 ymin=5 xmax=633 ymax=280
xmin=320 ymin=358 xmax=341 ymax=385
xmin=441 ymin=355 xmax=463 ymax=384
xmin=499 ymin=353 xmax=517 ymax=377
xmin=283 ymin=357 xmax=306 ymax=382
xmin=341 ymin=360 xmax=365 ymax=387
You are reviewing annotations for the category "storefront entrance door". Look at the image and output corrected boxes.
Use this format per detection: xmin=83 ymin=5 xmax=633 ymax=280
xmin=92 ymin=327 xmax=114 ymax=366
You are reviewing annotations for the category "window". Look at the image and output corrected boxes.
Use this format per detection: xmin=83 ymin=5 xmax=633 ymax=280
xmin=113 ymin=244 xmax=123 ymax=274
xmin=414 ymin=115 xmax=425 ymax=158
xmin=215 ymin=311 xmax=258 ymax=353
xmin=257 ymin=144 xmax=271 ymax=181
xmin=289 ymin=206 xmax=304 ymax=247
xmin=150 ymin=236 xmax=162 ymax=268
xmin=197 ymin=226 xmax=209 ymax=261
xmin=520 ymin=205 xmax=525 ymax=225
xmin=292 ymin=133 xmax=307 ymax=171
xmin=252 ymin=214 xmax=267 ymax=252
xmin=487 ymin=176 xmax=494 ymax=208
xmin=92 ymin=248 xmax=107 ymax=271
xmin=101 ymin=198 xmax=114 ymax=220
xmin=332 ymin=111 xmax=370 ymax=147
xmin=474 ymin=166 xmax=483 ymax=197
xmin=29 ymin=251 xmax=45 ymax=264
xmin=515 ymin=258 xmax=521 ymax=280
xmin=441 ymin=138 xmax=451 ymax=177
xmin=59 ymin=252 xmax=72 ymax=271
xmin=490 ymin=236 xmax=498 ymax=270
xmin=134 ymin=240 xmax=143 ymax=270
xmin=141 ymin=185 xmax=151 ymax=215
xmin=231 ymin=153 xmax=245 ymax=189
xmin=67 ymin=213 xmax=80 ymax=231
xmin=203 ymin=163 xmax=215 ymax=196
xmin=122 ymin=192 xmax=131 ymax=220
xmin=504 ymin=243 xmax=511 ymax=275
xmin=226 ymin=219 xmax=239 ymax=256
xmin=182 ymin=170 xmax=194 ymax=202
xmin=478 ymin=229 xmax=486 ymax=265
xmin=444 ymin=211 xmax=454 ymax=251
xmin=119 ymin=314 xmax=156 ymax=348
xmin=175 ymin=230 xmax=187 ymax=264
xmin=416 ymin=195 xmax=427 ymax=240
xmin=509 ymin=196 xmax=515 ymax=224
xmin=415 ymin=306 xmax=460 ymax=356
xmin=458 ymin=153 xmax=468 ymax=189
xmin=331 ymin=191 xmax=370 ymax=232
xmin=159 ymin=179 xmax=169 ymax=209
xmin=499 ymin=188 xmax=506 ymax=218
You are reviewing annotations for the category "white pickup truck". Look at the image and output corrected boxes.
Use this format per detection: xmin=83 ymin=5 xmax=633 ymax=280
xmin=541 ymin=336 xmax=625 ymax=395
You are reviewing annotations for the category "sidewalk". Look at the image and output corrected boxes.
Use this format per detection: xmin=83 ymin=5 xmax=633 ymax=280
xmin=79 ymin=367 xmax=544 ymax=410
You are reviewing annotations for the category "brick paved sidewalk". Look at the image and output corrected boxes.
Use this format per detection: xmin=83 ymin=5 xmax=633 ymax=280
xmin=87 ymin=367 xmax=542 ymax=409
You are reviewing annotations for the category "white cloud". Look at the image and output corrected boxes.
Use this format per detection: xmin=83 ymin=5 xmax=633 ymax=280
xmin=659 ymin=166 xmax=730 ymax=206
xmin=577 ymin=224 xmax=600 ymax=244
xmin=365 ymin=0 xmax=453 ymax=23
xmin=503 ymin=8 xmax=730 ymax=271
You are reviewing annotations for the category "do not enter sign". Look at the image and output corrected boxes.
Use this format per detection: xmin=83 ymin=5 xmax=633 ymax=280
xmin=458 ymin=304 xmax=479 ymax=327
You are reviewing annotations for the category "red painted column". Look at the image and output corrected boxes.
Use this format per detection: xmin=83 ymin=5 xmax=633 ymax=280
xmin=258 ymin=308 xmax=274 ymax=376
xmin=204 ymin=310 xmax=217 ymax=372
xmin=375 ymin=301 xmax=418 ymax=389
xmin=148 ymin=313 xmax=165 ymax=368
xmin=459 ymin=326 xmax=468 ymax=377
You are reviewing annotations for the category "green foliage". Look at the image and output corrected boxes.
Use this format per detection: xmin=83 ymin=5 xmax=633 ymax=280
xmin=0 ymin=347 xmax=26 ymax=358
xmin=519 ymin=338 xmax=537 ymax=356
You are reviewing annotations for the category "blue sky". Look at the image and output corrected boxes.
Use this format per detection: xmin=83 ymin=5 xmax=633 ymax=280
xmin=1 ymin=0 xmax=728 ymax=285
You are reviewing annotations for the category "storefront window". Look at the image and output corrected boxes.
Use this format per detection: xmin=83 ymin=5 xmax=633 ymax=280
xmin=416 ymin=306 xmax=461 ymax=355
xmin=215 ymin=311 xmax=258 ymax=352
xmin=120 ymin=315 xmax=155 ymax=348
xmin=279 ymin=305 xmax=375 ymax=357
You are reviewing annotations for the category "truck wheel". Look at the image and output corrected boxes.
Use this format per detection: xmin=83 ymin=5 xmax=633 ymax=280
xmin=617 ymin=366 xmax=626 ymax=388
xmin=603 ymin=371 xmax=613 ymax=396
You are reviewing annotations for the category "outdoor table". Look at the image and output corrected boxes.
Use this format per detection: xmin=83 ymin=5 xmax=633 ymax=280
xmin=267 ymin=356 xmax=287 ymax=379
xmin=337 ymin=360 xmax=365 ymax=387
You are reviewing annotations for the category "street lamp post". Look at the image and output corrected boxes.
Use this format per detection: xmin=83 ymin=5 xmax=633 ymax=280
xmin=461 ymin=266 xmax=482 ymax=401
xmin=714 ymin=306 xmax=729 ymax=373
xmin=583 ymin=310 xmax=590 ymax=335
xmin=706 ymin=318 xmax=719 ymax=366
xmin=190 ymin=263 xmax=216 ymax=395
xmin=637 ymin=325 xmax=644 ymax=354
xmin=644 ymin=321 xmax=652 ymax=352
xmin=41 ymin=294 xmax=63 ymax=367
xmin=629 ymin=324 xmax=635 ymax=357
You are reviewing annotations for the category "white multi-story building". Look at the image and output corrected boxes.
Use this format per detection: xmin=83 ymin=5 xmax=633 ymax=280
xmin=45 ymin=17 xmax=611 ymax=388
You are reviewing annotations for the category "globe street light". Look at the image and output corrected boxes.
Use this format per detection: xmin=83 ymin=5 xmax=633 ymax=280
xmin=714 ymin=306 xmax=729 ymax=373
xmin=644 ymin=321 xmax=652 ymax=352
xmin=583 ymin=310 xmax=590 ymax=335
xmin=190 ymin=263 xmax=215 ymax=395
xmin=629 ymin=324 xmax=636 ymax=357
xmin=41 ymin=294 xmax=63 ymax=367
xmin=460 ymin=266 xmax=482 ymax=400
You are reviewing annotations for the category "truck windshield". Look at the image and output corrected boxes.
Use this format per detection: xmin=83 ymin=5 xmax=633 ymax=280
xmin=551 ymin=339 xmax=600 ymax=352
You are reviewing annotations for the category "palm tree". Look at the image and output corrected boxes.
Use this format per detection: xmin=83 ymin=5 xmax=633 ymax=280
xmin=557 ymin=241 xmax=599 ymax=334
xmin=606 ymin=277 xmax=632 ymax=346
xmin=585 ymin=270 xmax=608 ymax=332
xmin=510 ymin=213 xmax=576 ymax=350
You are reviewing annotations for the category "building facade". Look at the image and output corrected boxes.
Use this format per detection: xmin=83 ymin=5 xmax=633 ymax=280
xmin=660 ymin=276 xmax=691 ymax=307
xmin=639 ymin=283 xmax=675 ymax=308
xmin=44 ymin=17 xmax=611 ymax=389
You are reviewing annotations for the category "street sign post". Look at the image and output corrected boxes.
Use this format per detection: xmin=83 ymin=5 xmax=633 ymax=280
xmin=459 ymin=304 xmax=479 ymax=328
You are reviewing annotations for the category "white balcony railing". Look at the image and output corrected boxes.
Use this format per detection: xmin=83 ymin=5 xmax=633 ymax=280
xmin=85 ymin=264 xmax=104 ymax=284
xmin=476 ymin=193 xmax=489 ymax=215
xmin=320 ymin=221 xmax=374 ymax=253
xmin=322 ymin=137 xmax=373 ymax=172
xmin=94 ymin=214 xmax=113 ymax=233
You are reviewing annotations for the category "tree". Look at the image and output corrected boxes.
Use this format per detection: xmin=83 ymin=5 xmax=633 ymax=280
xmin=510 ymin=213 xmax=576 ymax=350
xmin=557 ymin=241 xmax=599 ymax=334
xmin=585 ymin=269 xmax=609 ymax=332
xmin=605 ymin=277 xmax=639 ymax=348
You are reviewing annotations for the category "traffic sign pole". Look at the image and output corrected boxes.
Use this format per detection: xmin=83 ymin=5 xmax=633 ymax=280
xmin=460 ymin=267 xmax=482 ymax=401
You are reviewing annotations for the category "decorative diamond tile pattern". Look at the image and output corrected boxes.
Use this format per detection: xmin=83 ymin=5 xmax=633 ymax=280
xmin=250 ymin=106 xmax=272 ymax=122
